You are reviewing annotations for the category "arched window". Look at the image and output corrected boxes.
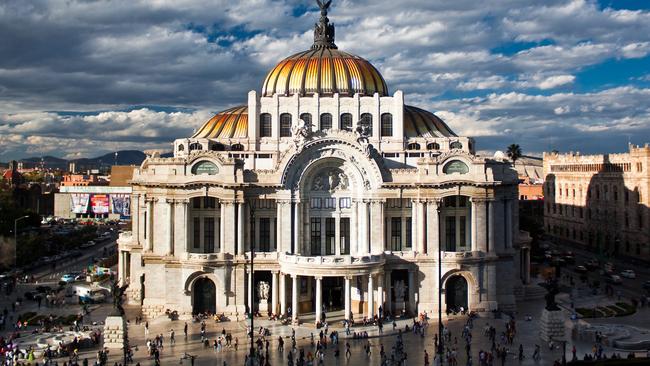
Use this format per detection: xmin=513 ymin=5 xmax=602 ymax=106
xmin=189 ymin=142 xmax=202 ymax=151
xmin=300 ymin=113 xmax=312 ymax=127
xmin=360 ymin=113 xmax=373 ymax=135
xmin=319 ymin=113 xmax=332 ymax=130
xmin=178 ymin=144 xmax=185 ymax=151
xmin=450 ymin=141 xmax=463 ymax=150
xmin=340 ymin=113 xmax=353 ymax=131
xmin=427 ymin=142 xmax=440 ymax=150
xmin=280 ymin=113 xmax=292 ymax=137
xmin=380 ymin=113 xmax=393 ymax=137
xmin=211 ymin=143 xmax=225 ymax=151
xmin=231 ymin=143 xmax=244 ymax=151
xmin=259 ymin=113 xmax=272 ymax=137
xmin=407 ymin=143 xmax=421 ymax=150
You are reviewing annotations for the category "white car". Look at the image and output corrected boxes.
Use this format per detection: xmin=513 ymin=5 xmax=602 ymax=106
xmin=620 ymin=270 xmax=636 ymax=279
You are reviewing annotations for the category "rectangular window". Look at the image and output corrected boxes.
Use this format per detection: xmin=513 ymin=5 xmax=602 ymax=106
xmin=459 ymin=216 xmax=466 ymax=248
xmin=193 ymin=217 xmax=200 ymax=249
xmin=259 ymin=114 xmax=272 ymax=137
xmin=323 ymin=198 xmax=336 ymax=209
xmin=259 ymin=218 xmax=271 ymax=252
xmin=405 ymin=217 xmax=412 ymax=249
xmin=143 ymin=212 xmax=147 ymax=239
xmin=203 ymin=217 xmax=214 ymax=253
xmin=445 ymin=216 xmax=456 ymax=251
xmin=340 ymin=218 xmax=350 ymax=255
xmin=204 ymin=197 xmax=216 ymax=209
xmin=339 ymin=197 xmax=351 ymax=208
xmin=325 ymin=218 xmax=335 ymax=255
xmin=310 ymin=218 xmax=322 ymax=255
xmin=391 ymin=217 xmax=402 ymax=251
xmin=310 ymin=198 xmax=321 ymax=209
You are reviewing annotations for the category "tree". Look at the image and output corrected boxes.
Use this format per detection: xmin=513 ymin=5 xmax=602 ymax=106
xmin=506 ymin=144 xmax=523 ymax=163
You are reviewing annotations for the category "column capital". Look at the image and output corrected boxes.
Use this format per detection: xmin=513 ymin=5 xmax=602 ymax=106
xmin=314 ymin=276 xmax=323 ymax=281
xmin=144 ymin=197 xmax=158 ymax=203
xmin=469 ymin=197 xmax=488 ymax=204
xmin=426 ymin=198 xmax=442 ymax=205
xmin=219 ymin=198 xmax=237 ymax=205
xmin=165 ymin=198 xmax=176 ymax=204
xmin=276 ymin=199 xmax=292 ymax=205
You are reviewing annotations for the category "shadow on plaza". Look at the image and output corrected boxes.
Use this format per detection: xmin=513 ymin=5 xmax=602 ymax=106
xmin=544 ymin=155 xmax=650 ymax=267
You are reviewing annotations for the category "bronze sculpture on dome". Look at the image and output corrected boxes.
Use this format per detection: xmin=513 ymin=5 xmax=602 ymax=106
xmin=312 ymin=0 xmax=337 ymax=49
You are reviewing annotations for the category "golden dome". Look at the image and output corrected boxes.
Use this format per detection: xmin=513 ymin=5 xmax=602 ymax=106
xmin=404 ymin=105 xmax=457 ymax=138
xmin=192 ymin=104 xmax=455 ymax=139
xmin=192 ymin=105 xmax=247 ymax=139
xmin=261 ymin=48 xmax=388 ymax=97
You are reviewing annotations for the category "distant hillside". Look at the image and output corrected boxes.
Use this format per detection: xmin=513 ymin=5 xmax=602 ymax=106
xmin=6 ymin=150 xmax=153 ymax=171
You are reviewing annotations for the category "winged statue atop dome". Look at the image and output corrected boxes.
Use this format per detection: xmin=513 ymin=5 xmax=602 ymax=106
xmin=316 ymin=0 xmax=332 ymax=14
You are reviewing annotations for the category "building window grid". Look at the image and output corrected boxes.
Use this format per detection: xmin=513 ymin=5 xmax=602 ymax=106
xmin=259 ymin=218 xmax=271 ymax=252
xmin=380 ymin=113 xmax=393 ymax=137
xmin=320 ymin=113 xmax=333 ymax=130
xmin=259 ymin=113 xmax=272 ymax=137
xmin=340 ymin=218 xmax=350 ymax=254
xmin=193 ymin=217 xmax=200 ymax=249
xmin=390 ymin=217 xmax=402 ymax=251
xmin=300 ymin=113 xmax=312 ymax=127
xmin=203 ymin=217 xmax=215 ymax=253
xmin=405 ymin=217 xmax=412 ymax=249
xmin=325 ymin=218 xmax=335 ymax=255
xmin=310 ymin=218 xmax=322 ymax=255
xmin=340 ymin=113 xmax=353 ymax=131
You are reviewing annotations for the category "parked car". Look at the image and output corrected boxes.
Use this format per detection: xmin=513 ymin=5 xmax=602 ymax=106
xmin=575 ymin=265 xmax=588 ymax=274
xmin=60 ymin=273 xmax=80 ymax=283
xmin=606 ymin=274 xmax=623 ymax=284
xmin=643 ymin=281 xmax=650 ymax=291
xmin=620 ymin=270 xmax=636 ymax=279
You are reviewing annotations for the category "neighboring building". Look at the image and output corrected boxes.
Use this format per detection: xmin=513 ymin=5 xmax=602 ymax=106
xmin=60 ymin=173 xmax=108 ymax=187
xmin=514 ymin=156 xmax=544 ymax=228
xmin=543 ymin=144 xmax=650 ymax=259
xmin=118 ymin=4 xmax=528 ymax=321
xmin=2 ymin=161 xmax=24 ymax=187
xmin=109 ymin=166 xmax=137 ymax=187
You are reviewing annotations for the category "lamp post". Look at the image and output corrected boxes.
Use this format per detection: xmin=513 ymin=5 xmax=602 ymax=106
xmin=14 ymin=215 xmax=29 ymax=268
xmin=437 ymin=205 xmax=444 ymax=363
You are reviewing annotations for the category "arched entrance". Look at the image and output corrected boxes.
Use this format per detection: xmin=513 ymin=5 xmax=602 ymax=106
xmin=445 ymin=275 xmax=468 ymax=312
xmin=193 ymin=277 xmax=216 ymax=314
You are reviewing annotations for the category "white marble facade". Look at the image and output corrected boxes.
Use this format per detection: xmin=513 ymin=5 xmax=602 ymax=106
xmin=117 ymin=6 xmax=526 ymax=322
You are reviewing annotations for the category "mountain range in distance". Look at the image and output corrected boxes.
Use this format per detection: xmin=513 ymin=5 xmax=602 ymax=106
xmin=4 ymin=150 xmax=171 ymax=170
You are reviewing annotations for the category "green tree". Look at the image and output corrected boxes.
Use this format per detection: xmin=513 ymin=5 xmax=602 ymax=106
xmin=506 ymin=144 xmax=523 ymax=163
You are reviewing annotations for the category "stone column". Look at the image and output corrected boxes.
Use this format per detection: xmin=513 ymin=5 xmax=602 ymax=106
xmin=488 ymin=200 xmax=495 ymax=253
xmin=315 ymin=276 xmax=322 ymax=324
xmin=377 ymin=273 xmax=384 ymax=314
xmin=418 ymin=200 xmax=426 ymax=253
xmin=426 ymin=199 xmax=440 ymax=254
xmin=237 ymin=201 xmax=245 ymax=255
xmin=350 ymin=201 xmax=358 ymax=255
xmin=470 ymin=199 xmax=477 ymax=251
xmin=359 ymin=201 xmax=369 ymax=254
xmin=280 ymin=273 xmax=287 ymax=315
xmin=476 ymin=200 xmax=487 ymax=252
xmin=370 ymin=200 xmax=385 ymax=254
xmin=293 ymin=202 xmax=301 ymax=255
xmin=179 ymin=199 xmax=189 ymax=254
xmin=292 ymin=275 xmax=299 ymax=323
xmin=132 ymin=194 xmax=140 ymax=242
xmin=367 ymin=274 xmax=374 ymax=318
xmin=408 ymin=269 xmax=416 ymax=314
xmin=146 ymin=198 xmax=154 ymax=252
xmin=411 ymin=200 xmax=418 ymax=251
xmin=271 ymin=271 xmax=279 ymax=315
xmin=224 ymin=201 xmax=237 ymax=254
xmin=166 ymin=199 xmax=175 ymax=256
xmin=247 ymin=269 xmax=253 ymax=313
xmin=118 ymin=251 xmax=125 ymax=286
xmin=344 ymin=276 xmax=351 ymax=320
xmin=385 ymin=271 xmax=392 ymax=314
xmin=220 ymin=202 xmax=226 ymax=252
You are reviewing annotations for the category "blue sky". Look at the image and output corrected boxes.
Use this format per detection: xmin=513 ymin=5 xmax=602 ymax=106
xmin=0 ymin=0 xmax=649 ymax=160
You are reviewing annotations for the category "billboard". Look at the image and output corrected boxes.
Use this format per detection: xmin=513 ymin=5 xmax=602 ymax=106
xmin=90 ymin=194 xmax=110 ymax=214
xmin=110 ymin=194 xmax=131 ymax=218
xmin=71 ymin=194 xmax=90 ymax=214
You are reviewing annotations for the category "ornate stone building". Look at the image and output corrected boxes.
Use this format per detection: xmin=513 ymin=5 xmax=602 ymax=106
xmin=118 ymin=3 xmax=527 ymax=321
xmin=543 ymin=144 xmax=650 ymax=260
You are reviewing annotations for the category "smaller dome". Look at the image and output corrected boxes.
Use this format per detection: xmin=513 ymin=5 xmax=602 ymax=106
xmin=404 ymin=105 xmax=456 ymax=138
xmin=192 ymin=106 xmax=247 ymax=139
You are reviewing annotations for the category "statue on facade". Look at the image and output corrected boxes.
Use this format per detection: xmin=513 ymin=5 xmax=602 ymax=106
xmin=312 ymin=175 xmax=325 ymax=191
xmin=291 ymin=117 xmax=311 ymax=152
xmin=312 ymin=0 xmax=336 ymax=49
xmin=258 ymin=281 xmax=270 ymax=301
xmin=394 ymin=280 xmax=406 ymax=302
xmin=110 ymin=280 xmax=129 ymax=316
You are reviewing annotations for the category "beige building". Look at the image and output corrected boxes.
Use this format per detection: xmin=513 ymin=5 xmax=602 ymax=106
xmin=543 ymin=144 xmax=650 ymax=259
xmin=118 ymin=4 xmax=529 ymax=321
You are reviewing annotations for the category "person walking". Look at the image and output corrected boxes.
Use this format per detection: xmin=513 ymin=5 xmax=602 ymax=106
xmin=184 ymin=322 xmax=188 ymax=339
xmin=145 ymin=321 xmax=149 ymax=337
xmin=345 ymin=342 xmax=351 ymax=359
xmin=424 ymin=350 xmax=430 ymax=366
xmin=170 ymin=329 xmax=175 ymax=345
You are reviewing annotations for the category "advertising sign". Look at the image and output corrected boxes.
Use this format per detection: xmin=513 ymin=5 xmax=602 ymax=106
xmin=90 ymin=194 xmax=110 ymax=214
xmin=110 ymin=194 xmax=131 ymax=218
xmin=71 ymin=194 xmax=90 ymax=214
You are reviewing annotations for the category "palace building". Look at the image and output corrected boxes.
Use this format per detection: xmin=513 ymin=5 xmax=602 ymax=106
xmin=543 ymin=144 xmax=650 ymax=260
xmin=118 ymin=2 xmax=529 ymax=322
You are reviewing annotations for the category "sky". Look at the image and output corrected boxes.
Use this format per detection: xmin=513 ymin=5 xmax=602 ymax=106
xmin=1 ymin=0 xmax=650 ymax=161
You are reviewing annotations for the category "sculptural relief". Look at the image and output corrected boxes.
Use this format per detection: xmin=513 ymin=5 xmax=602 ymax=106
xmin=258 ymin=281 xmax=270 ymax=301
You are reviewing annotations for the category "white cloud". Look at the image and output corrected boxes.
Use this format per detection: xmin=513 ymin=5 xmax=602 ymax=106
xmin=537 ymin=74 xmax=575 ymax=89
